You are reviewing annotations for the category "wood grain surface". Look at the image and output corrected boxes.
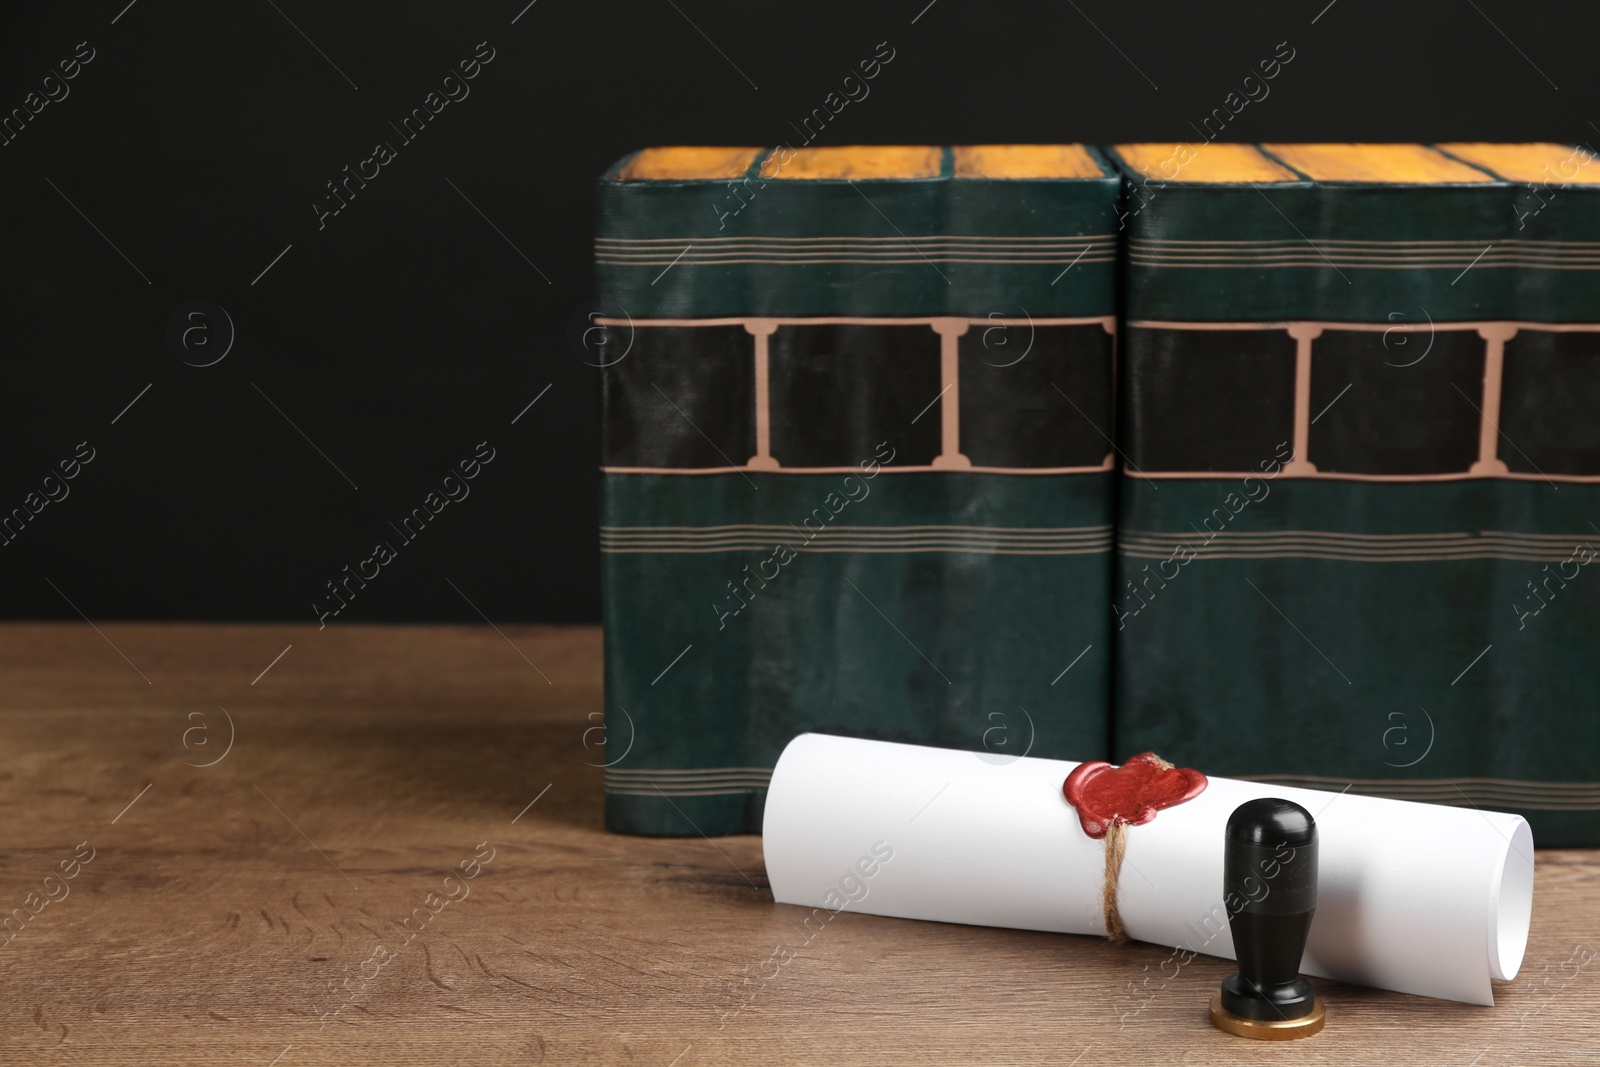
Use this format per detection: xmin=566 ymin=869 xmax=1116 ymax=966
xmin=1 ymin=622 xmax=1595 ymax=1065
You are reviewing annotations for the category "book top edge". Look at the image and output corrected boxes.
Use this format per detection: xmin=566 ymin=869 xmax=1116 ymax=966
xmin=607 ymin=145 xmax=1600 ymax=187
xmin=1111 ymin=142 xmax=1599 ymax=187
xmin=606 ymin=145 xmax=1115 ymax=183
xmin=1438 ymin=142 xmax=1600 ymax=185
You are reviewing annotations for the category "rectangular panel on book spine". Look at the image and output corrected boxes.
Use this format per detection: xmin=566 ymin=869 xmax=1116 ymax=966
xmin=1110 ymin=142 xmax=1600 ymax=846
xmin=596 ymin=145 xmax=1121 ymax=835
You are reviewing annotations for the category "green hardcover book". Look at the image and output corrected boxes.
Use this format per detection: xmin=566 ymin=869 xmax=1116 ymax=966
xmin=596 ymin=145 xmax=1120 ymax=835
xmin=1109 ymin=142 xmax=1600 ymax=846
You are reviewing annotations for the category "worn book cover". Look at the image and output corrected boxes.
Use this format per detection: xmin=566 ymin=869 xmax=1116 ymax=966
xmin=596 ymin=145 xmax=1120 ymax=834
xmin=1109 ymin=142 xmax=1600 ymax=845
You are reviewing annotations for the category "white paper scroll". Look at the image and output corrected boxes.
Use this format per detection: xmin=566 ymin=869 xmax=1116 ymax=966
xmin=763 ymin=733 xmax=1534 ymax=1005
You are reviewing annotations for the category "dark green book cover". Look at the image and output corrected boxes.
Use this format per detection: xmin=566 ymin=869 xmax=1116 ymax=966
xmin=595 ymin=145 xmax=1120 ymax=835
xmin=1109 ymin=142 xmax=1600 ymax=846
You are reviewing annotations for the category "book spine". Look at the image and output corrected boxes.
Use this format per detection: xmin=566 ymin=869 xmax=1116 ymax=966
xmin=1114 ymin=150 xmax=1600 ymax=846
xmin=598 ymin=155 xmax=1120 ymax=834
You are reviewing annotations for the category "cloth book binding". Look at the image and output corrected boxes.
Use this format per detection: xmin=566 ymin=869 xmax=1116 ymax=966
xmin=596 ymin=145 xmax=1121 ymax=835
xmin=1110 ymin=142 xmax=1600 ymax=847
xmin=596 ymin=142 xmax=1600 ymax=846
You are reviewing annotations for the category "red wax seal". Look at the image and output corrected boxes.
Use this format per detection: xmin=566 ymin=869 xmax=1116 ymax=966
xmin=1062 ymin=752 xmax=1208 ymax=839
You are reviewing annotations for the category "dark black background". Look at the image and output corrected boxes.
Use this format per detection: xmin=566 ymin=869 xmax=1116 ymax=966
xmin=1 ymin=0 xmax=1593 ymax=623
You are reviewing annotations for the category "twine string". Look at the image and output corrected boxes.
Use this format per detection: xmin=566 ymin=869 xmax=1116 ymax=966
xmin=1102 ymin=821 xmax=1129 ymax=943
xmin=1100 ymin=753 xmax=1173 ymax=945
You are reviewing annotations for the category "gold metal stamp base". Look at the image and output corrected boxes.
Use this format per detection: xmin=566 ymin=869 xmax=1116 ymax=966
xmin=1209 ymin=992 xmax=1326 ymax=1040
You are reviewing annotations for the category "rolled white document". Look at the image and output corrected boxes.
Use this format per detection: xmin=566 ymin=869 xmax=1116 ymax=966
xmin=763 ymin=733 xmax=1535 ymax=1005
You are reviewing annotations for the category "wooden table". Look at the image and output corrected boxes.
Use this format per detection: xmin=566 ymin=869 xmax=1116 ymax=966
xmin=2 ymin=623 xmax=1595 ymax=1065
